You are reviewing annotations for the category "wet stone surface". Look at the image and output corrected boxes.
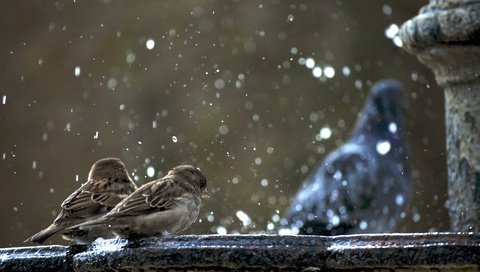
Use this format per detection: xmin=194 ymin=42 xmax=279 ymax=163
xmin=0 ymin=245 xmax=86 ymax=272
xmin=0 ymin=233 xmax=479 ymax=271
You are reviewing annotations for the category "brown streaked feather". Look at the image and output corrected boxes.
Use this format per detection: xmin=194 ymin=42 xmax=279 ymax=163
xmin=58 ymin=177 xmax=135 ymax=216
xmin=67 ymin=164 xmax=208 ymax=239
xmin=107 ymin=177 xmax=188 ymax=217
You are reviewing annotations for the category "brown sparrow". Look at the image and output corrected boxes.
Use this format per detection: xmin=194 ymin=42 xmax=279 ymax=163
xmin=25 ymin=157 xmax=137 ymax=244
xmin=70 ymin=165 xmax=208 ymax=239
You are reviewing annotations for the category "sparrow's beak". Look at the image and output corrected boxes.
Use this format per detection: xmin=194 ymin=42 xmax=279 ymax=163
xmin=202 ymin=189 xmax=210 ymax=199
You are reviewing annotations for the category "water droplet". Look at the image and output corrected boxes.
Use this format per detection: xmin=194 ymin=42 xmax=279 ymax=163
xmin=126 ymin=52 xmax=136 ymax=64
xmin=359 ymin=220 xmax=368 ymax=230
xmin=333 ymin=170 xmax=342 ymax=180
xmin=216 ymin=226 xmax=227 ymax=235
xmin=74 ymin=66 xmax=81 ymax=77
xmin=260 ymin=178 xmax=269 ymax=187
xmin=389 ymin=122 xmax=398 ymax=133
xmin=218 ymin=124 xmax=229 ymax=135
xmin=317 ymin=127 xmax=332 ymax=140
xmin=267 ymin=222 xmax=275 ymax=231
xmin=393 ymin=36 xmax=403 ymax=47
xmin=385 ymin=24 xmax=399 ymax=39
xmin=376 ymin=141 xmax=391 ymax=155
xmin=214 ymin=79 xmax=225 ymax=89
xmin=331 ymin=215 xmax=340 ymax=226
xmin=107 ymin=78 xmax=117 ymax=90
xmin=355 ymin=79 xmax=363 ymax=90
xmin=305 ymin=58 xmax=315 ymax=69
xmin=395 ymin=194 xmax=404 ymax=206
xmin=236 ymin=210 xmax=252 ymax=226
xmin=324 ymin=66 xmax=335 ymax=78
xmin=147 ymin=166 xmax=155 ymax=178
xmin=145 ymin=39 xmax=155 ymax=50
xmin=312 ymin=67 xmax=322 ymax=78
xmin=382 ymin=4 xmax=392 ymax=16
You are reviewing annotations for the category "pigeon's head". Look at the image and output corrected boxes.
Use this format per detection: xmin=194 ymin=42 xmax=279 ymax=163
xmin=352 ymin=79 xmax=408 ymax=143
xmin=369 ymin=79 xmax=406 ymax=124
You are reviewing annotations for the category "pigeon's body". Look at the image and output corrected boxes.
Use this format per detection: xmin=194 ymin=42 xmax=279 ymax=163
xmin=284 ymin=80 xmax=411 ymax=235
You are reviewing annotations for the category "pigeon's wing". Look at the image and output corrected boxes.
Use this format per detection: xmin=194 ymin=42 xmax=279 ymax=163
xmin=56 ymin=178 xmax=134 ymax=222
xmin=287 ymin=143 xmax=377 ymax=234
xmin=106 ymin=177 xmax=188 ymax=217
xmin=321 ymin=144 xmax=378 ymax=216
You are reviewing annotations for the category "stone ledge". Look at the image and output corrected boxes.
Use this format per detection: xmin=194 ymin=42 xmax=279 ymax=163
xmin=1 ymin=233 xmax=479 ymax=271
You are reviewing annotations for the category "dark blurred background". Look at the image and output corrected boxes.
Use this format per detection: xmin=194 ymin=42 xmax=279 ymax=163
xmin=0 ymin=0 xmax=448 ymax=247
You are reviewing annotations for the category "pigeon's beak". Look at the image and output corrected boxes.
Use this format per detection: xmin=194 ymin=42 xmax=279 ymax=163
xmin=202 ymin=189 xmax=210 ymax=199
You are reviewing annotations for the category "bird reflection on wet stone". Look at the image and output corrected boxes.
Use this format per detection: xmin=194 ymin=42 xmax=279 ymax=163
xmin=283 ymin=79 xmax=411 ymax=235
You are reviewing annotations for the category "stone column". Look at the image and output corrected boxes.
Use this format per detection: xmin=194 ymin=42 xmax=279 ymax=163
xmin=400 ymin=0 xmax=480 ymax=231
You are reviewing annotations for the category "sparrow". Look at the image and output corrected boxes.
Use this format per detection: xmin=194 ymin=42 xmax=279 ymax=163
xmin=25 ymin=157 xmax=137 ymax=244
xmin=283 ymin=79 xmax=411 ymax=235
xmin=69 ymin=165 xmax=209 ymax=239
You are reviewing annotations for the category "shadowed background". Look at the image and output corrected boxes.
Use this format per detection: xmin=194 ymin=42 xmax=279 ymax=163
xmin=0 ymin=0 xmax=448 ymax=247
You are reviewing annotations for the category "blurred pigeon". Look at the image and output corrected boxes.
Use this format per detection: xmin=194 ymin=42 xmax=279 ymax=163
xmin=25 ymin=157 xmax=137 ymax=244
xmin=283 ymin=80 xmax=411 ymax=235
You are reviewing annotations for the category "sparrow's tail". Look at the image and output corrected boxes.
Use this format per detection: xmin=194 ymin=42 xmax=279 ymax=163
xmin=25 ymin=225 xmax=62 ymax=244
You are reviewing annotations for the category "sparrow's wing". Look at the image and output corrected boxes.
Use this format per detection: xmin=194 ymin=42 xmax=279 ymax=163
xmin=56 ymin=178 xmax=134 ymax=222
xmin=82 ymin=177 xmax=136 ymax=207
xmin=107 ymin=177 xmax=187 ymax=217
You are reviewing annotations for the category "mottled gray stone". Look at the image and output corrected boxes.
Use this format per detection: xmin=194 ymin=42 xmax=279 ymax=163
xmin=0 ymin=245 xmax=85 ymax=272
xmin=1 ymin=234 xmax=479 ymax=271
xmin=400 ymin=0 xmax=480 ymax=232
xmin=400 ymin=0 xmax=480 ymax=51
xmin=73 ymin=235 xmax=328 ymax=271
xmin=72 ymin=234 xmax=479 ymax=271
